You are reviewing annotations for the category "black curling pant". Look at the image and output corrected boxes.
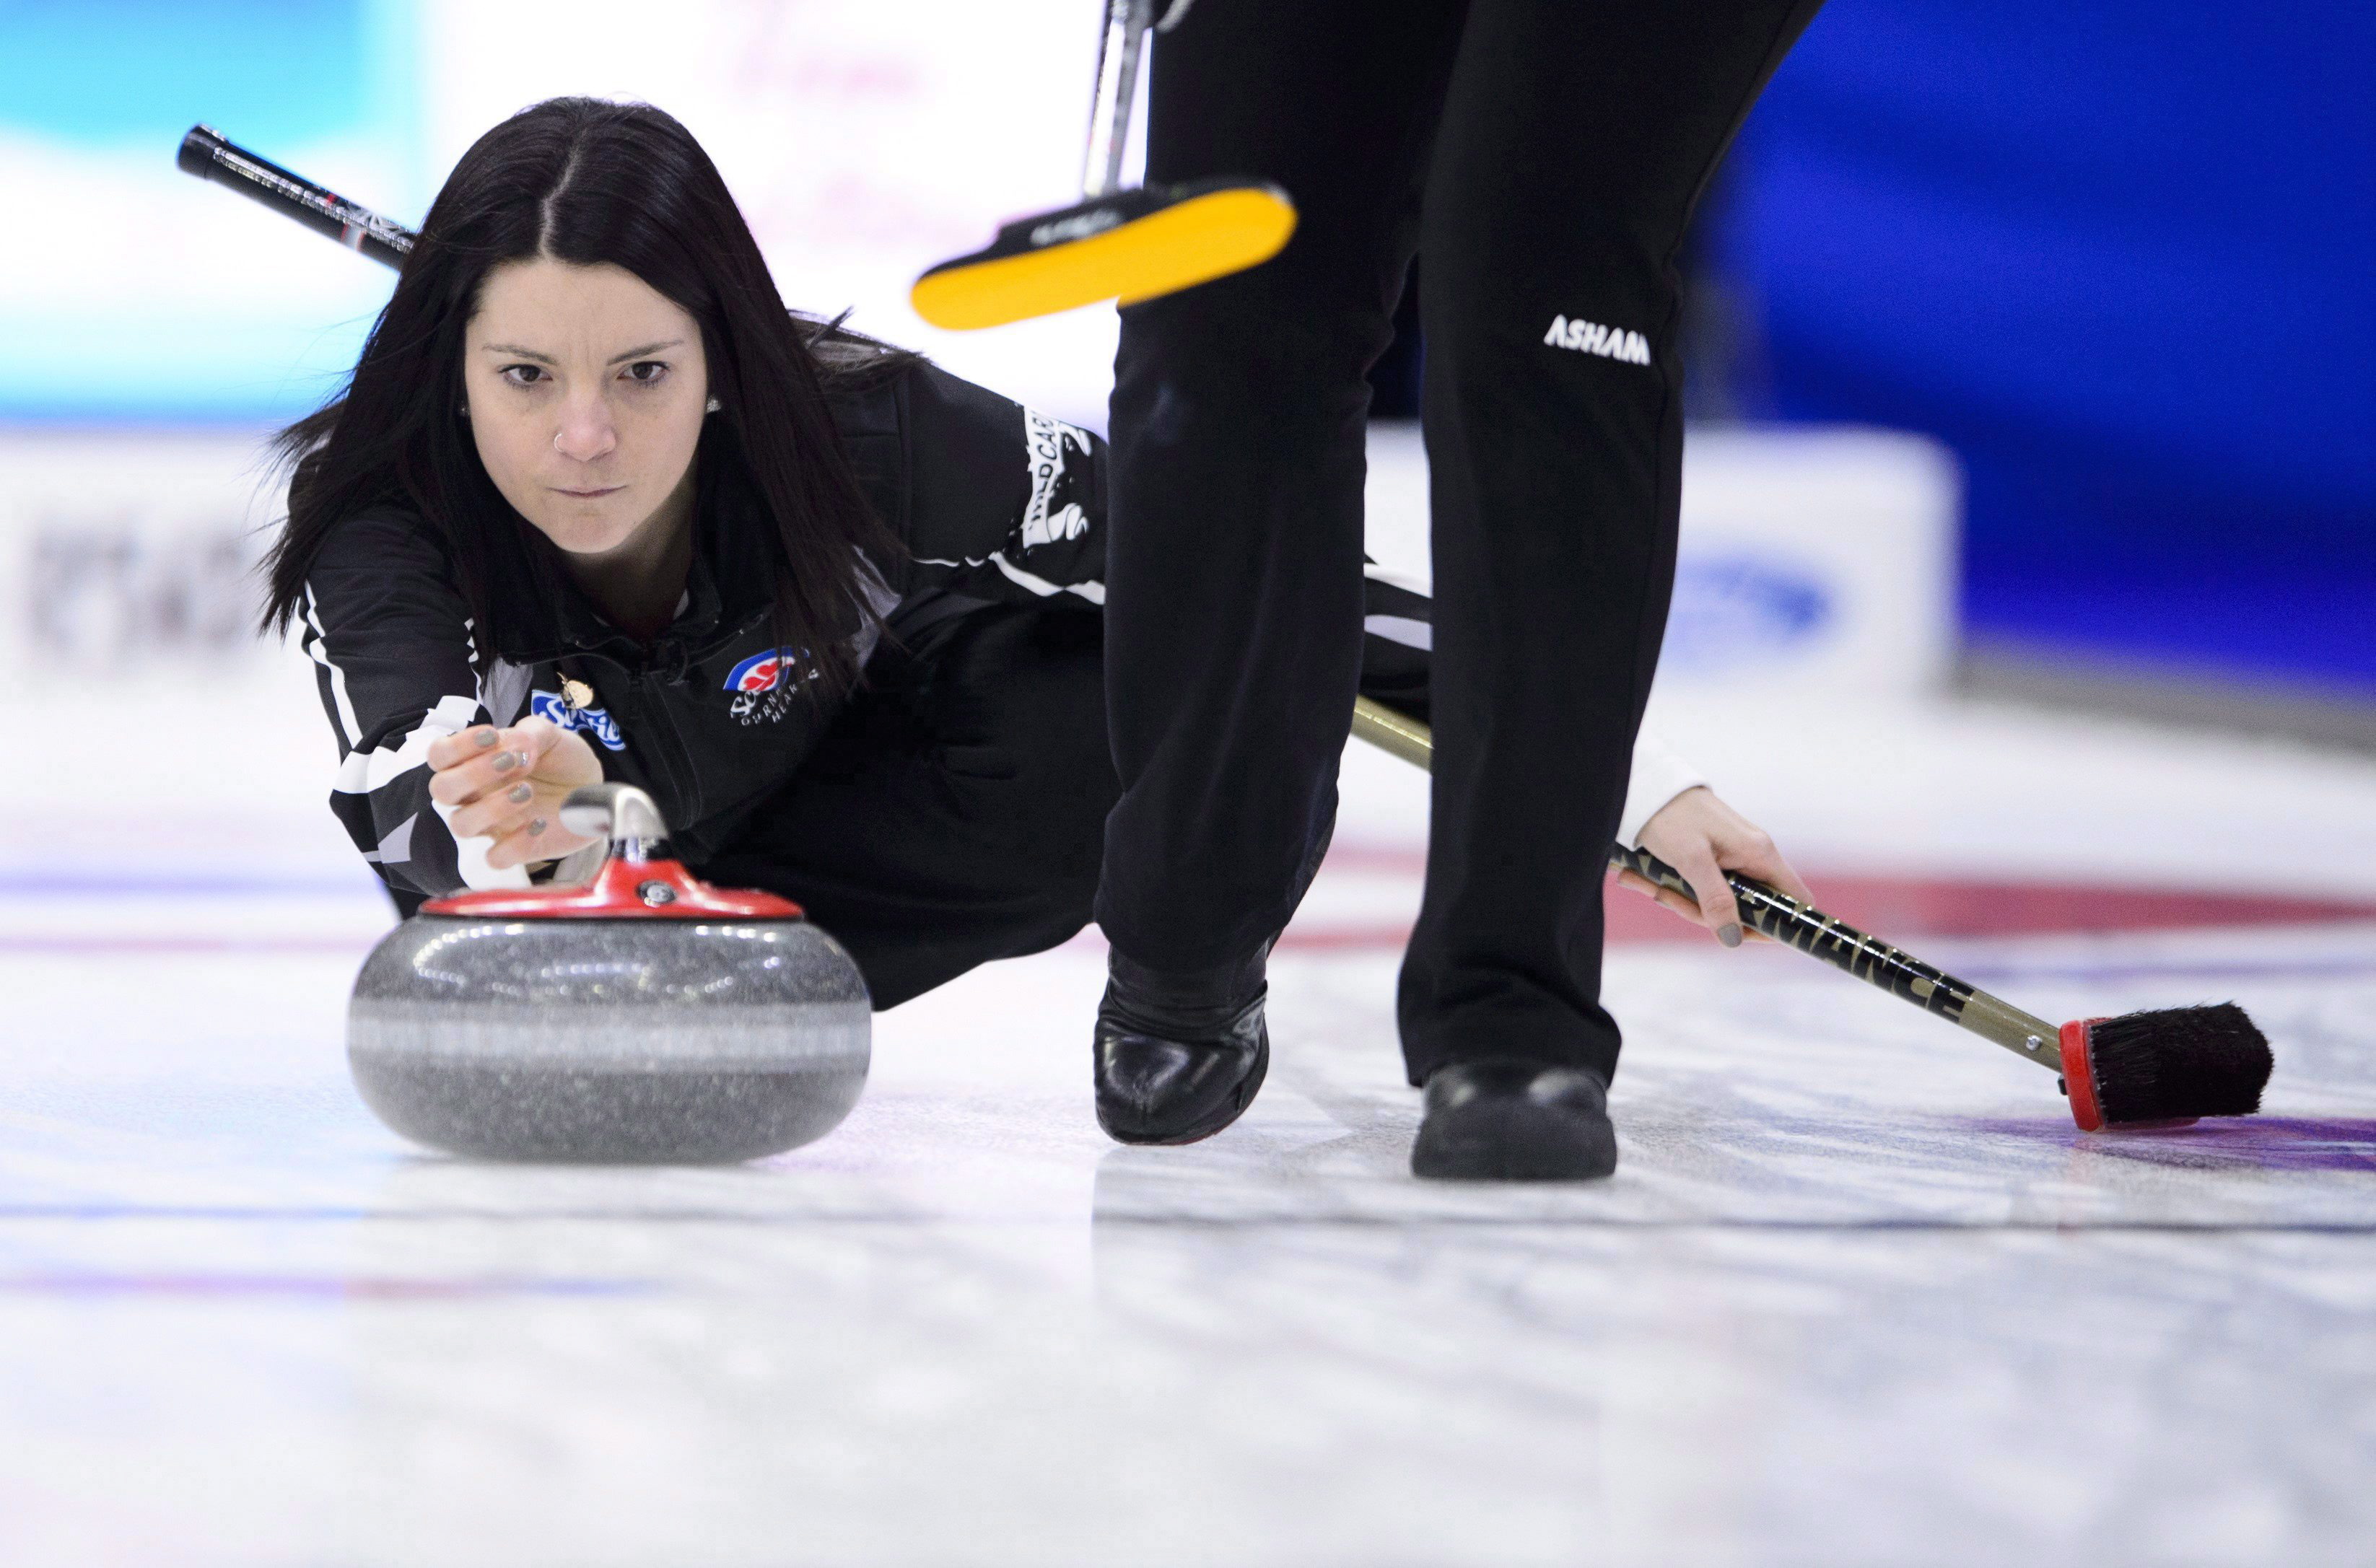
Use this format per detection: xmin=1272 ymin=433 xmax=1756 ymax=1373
xmin=699 ymin=605 xmax=1117 ymax=1011
xmin=1094 ymin=0 xmax=1824 ymax=1084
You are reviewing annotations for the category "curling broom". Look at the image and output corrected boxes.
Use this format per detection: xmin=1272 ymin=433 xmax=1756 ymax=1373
xmin=908 ymin=0 xmax=1295 ymax=330
xmin=178 ymin=126 xmax=415 ymax=266
xmin=1349 ymin=696 xmax=2274 ymax=1132
xmin=180 ymin=102 xmax=1288 ymax=338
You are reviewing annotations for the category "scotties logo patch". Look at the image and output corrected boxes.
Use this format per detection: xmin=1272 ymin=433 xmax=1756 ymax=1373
xmin=725 ymin=649 xmax=787 ymax=694
xmin=722 ymin=648 xmax=810 ymax=725
xmin=529 ymin=688 xmax=626 ymax=751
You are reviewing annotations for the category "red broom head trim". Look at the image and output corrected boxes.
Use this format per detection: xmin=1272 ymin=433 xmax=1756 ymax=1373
xmin=2059 ymin=1019 xmax=2107 ymax=1132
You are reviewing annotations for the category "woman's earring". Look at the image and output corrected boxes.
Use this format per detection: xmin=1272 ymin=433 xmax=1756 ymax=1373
xmin=457 ymin=402 xmax=470 ymax=419
xmin=704 ymin=397 xmax=721 ymax=414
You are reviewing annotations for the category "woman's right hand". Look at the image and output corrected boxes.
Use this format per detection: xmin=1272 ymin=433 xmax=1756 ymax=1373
xmin=1625 ymin=784 xmax=1814 ymax=949
xmin=425 ymin=716 xmax=606 ymax=872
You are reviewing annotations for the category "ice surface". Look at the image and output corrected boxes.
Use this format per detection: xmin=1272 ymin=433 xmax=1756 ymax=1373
xmin=2 ymin=491 xmax=2374 ymax=1567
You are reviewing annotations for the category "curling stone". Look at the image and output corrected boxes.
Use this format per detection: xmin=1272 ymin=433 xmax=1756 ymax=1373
xmin=346 ymin=784 xmax=870 ymax=1162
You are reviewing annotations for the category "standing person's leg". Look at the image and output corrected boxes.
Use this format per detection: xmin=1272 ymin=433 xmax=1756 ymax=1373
xmin=1091 ymin=0 xmax=1469 ymax=1142
xmin=1401 ymin=0 xmax=1825 ymax=1176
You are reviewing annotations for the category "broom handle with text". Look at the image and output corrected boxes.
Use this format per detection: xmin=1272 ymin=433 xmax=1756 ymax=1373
xmin=1348 ymin=696 xmax=2063 ymax=1069
xmin=178 ymin=126 xmax=414 ymax=270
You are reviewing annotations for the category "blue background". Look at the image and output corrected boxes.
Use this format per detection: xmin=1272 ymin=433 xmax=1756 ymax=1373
xmin=0 ymin=0 xmax=388 ymax=150
xmin=1715 ymin=0 xmax=2376 ymax=690
xmin=0 ymin=0 xmax=419 ymax=424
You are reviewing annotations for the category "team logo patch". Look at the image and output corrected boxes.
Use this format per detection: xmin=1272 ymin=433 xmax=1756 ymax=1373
xmin=1018 ymin=408 xmax=1095 ymax=551
xmin=725 ymin=649 xmax=788 ymax=694
xmin=722 ymin=647 xmax=810 ymax=725
xmin=530 ymin=688 xmax=626 ymax=751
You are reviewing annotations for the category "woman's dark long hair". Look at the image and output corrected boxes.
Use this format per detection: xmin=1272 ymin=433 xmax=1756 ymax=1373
xmin=263 ymin=97 xmax=913 ymax=698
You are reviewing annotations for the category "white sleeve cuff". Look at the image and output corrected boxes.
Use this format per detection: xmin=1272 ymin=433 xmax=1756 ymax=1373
xmin=432 ymin=797 xmax=534 ymax=891
xmin=1618 ymin=731 xmax=1709 ymax=849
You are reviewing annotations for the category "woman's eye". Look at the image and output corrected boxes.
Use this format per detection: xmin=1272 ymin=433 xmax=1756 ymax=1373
xmin=622 ymin=361 xmax=669 ymax=385
xmin=499 ymin=364 xmax=546 ymax=387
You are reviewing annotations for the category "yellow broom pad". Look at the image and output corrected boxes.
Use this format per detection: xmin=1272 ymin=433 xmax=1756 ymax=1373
xmin=912 ymin=185 xmax=1296 ymax=331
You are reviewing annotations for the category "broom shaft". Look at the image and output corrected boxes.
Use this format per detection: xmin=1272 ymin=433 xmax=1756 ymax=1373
xmin=178 ymin=126 xmax=414 ymax=268
xmin=1081 ymin=0 xmax=1153 ymax=197
xmin=1348 ymin=697 xmax=2063 ymax=1072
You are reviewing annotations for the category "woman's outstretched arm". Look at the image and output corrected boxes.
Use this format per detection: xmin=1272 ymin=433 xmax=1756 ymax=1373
xmin=300 ymin=508 xmax=547 ymax=900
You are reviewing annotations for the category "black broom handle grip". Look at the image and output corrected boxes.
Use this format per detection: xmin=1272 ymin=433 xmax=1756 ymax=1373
xmin=178 ymin=126 xmax=414 ymax=270
xmin=1605 ymin=842 xmax=2061 ymax=1066
xmin=1349 ymin=698 xmax=2063 ymax=1071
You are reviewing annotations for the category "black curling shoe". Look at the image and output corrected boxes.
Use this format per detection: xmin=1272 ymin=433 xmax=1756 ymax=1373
xmin=1410 ymin=1059 xmax=1618 ymax=1181
xmin=1093 ymin=950 xmax=1270 ymax=1146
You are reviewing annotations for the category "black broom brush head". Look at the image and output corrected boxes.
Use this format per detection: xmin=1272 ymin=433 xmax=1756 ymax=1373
xmin=2066 ymin=1003 xmax=2273 ymax=1129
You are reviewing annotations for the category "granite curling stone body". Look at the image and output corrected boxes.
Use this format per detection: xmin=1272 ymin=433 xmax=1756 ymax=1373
xmin=347 ymin=784 xmax=870 ymax=1162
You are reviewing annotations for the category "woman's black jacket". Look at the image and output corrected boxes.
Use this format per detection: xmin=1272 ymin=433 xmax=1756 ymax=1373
xmin=299 ymin=359 xmax=1435 ymax=900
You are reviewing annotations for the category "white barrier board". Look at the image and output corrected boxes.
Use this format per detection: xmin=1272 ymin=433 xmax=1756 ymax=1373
xmin=1363 ymin=423 xmax=1960 ymax=697
xmin=0 ymin=421 xmax=1956 ymax=704
xmin=0 ymin=429 xmax=284 ymax=678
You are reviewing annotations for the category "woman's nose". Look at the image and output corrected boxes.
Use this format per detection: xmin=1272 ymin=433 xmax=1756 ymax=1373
xmin=552 ymin=397 xmax=617 ymax=463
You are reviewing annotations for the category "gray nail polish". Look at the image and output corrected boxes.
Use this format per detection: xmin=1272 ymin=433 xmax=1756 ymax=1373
xmin=473 ymin=729 xmax=498 ymax=748
xmin=492 ymin=750 xmax=518 ymax=772
xmin=1718 ymin=923 xmax=1743 ymax=949
xmin=528 ymin=818 xmax=548 ymax=836
xmin=508 ymin=783 xmax=533 ymax=804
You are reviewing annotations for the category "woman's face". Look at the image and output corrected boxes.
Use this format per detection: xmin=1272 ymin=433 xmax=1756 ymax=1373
xmin=461 ymin=258 xmax=711 ymax=558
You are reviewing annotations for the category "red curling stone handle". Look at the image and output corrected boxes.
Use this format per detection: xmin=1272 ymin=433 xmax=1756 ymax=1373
xmin=422 ymin=856 xmax=804 ymax=920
